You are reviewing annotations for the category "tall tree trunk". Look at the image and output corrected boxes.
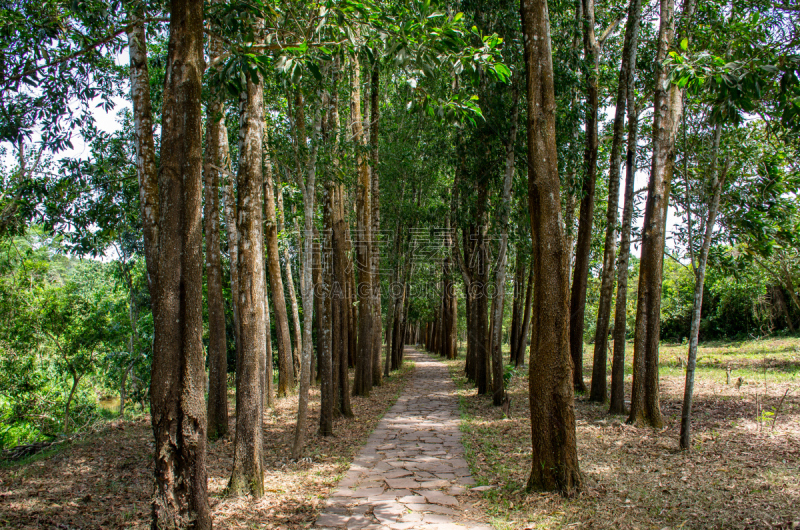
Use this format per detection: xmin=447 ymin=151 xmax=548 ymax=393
xmin=263 ymin=266 xmax=274 ymax=409
xmin=141 ymin=0 xmax=212 ymax=523
xmin=126 ymin=19 xmax=158 ymax=296
xmin=609 ymin=101 xmax=640 ymax=415
xmin=351 ymin=51 xmax=374 ymax=397
xmin=228 ymin=65 xmax=267 ymax=498
xmin=264 ymin=137 xmax=295 ymax=397
xmin=590 ymin=0 xmax=643 ymax=403
xmin=490 ymin=85 xmax=519 ymax=406
xmin=510 ymin=252 xmax=524 ymax=364
xmin=313 ymin=226 xmax=322 ymax=383
xmin=370 ymin=62 xmax=383 ymax=387
xmin=334 ymin=185 xmax=354 ymax=416
xmin=204 ymin=31 xmax=230 ymax=438
xmin=277 ymin=185 xmax=303 ymax=380
xmin=292 ymin=102 xmax=320 ymax=460
xmin=320 ymin=182 xmax=335 ymax=435
xmin=442 ymin=225 xmax=457 ymax=361
xmin=222 ymin=154 xmax=242 ymax=397
xmin=521 ymin=0 xmax=582 ymax=494
xmin=628 ymin=0 xmax=695 ymax=428
xmin=515 ymin=262 xmax=534 ymax=367
xmin=680 ymin=124 xmax=725 ymax=450
xmin=569 ymin=0 xmax=601 ymax=393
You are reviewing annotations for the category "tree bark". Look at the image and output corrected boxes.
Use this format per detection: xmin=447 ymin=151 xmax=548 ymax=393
xmin=263 ymin=136 xmax=295 ymax=397
xmin=609 ymin=101 xmax=640 ymax=415
xmin=227 ymin=64 xmax=267 ymax=498
xmin=263 ymin=264 xmax=274 ymax=409
xmin=370 ymin=62 xmax=383 ymax=387
xmin=351 ymin=51 xmax=374 ymax=397
xmin=320 ymin=182 xmax=335 ymax=435
xmin=510 ymin=251 xmax=524 ymax=364
xmin=515 ymin=261 xmax=534 ymax=367
xmin=144 ymin=0 xmax=212 ymax=524
xmin=204 ymin=30 xmax=230 ymax=438
xmin=490 ymin=85 xmax=519 ymax=405
xmin=521 ymin=0 xmax=583 ymax=494
xmin=568 ymin=0 xmax=601 ymax=394
xmin=126 ymin=18 xmax=158 ymax=296
xmin=277 ymin=184 xmax=303 ymax=381
xmin=221 ymin=154 xmax=242 ymax=400
xmin=590 ymin=0 xmax=643 ymax=404
xmin=292 ymin=99 xmax=320 ymax=460
xmin=334 ymin=185 xmax=354 ymax=416
xmin=628 ymin=0 xmax=695 ymax=428
xmin=680 ymin=124 xmax=725 ymax=449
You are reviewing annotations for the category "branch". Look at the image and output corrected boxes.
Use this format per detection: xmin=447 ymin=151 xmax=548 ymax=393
xmin=598 ymin=14 xmax=625 ymax=47
xmin=2 ymin=18 xmax=168 ymax=90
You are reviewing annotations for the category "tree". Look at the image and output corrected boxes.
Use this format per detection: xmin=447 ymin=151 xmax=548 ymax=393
xmin=679 ymin=122 xmax=727 ymax=449
xmin=39 ymin=269 xmax=112 ymax=432
xmin=520 ymin=0 xmax=582 ymax=494
xmin=141 ymin=0 xmax=212 ymax=524
xmin=204 ymin=20 xmax=230 ymax=440
xmin=590 ymin=0 xmax=644 ymax=404
xmin=569 ymin=0 xmax=622 ymax=394
xmin=227 ymin=35 xmax=267 ymax=497
xmin=351 ymin=48 xmax=375 ymax=398
xmin=628 ymin=0 xmax=695 ymax=428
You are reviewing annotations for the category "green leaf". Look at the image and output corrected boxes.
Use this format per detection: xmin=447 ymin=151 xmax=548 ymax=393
xmin=680 ymin=38 xmax=688 ymax=51
xmin=307 ymin=62 xmax=322 ymax=81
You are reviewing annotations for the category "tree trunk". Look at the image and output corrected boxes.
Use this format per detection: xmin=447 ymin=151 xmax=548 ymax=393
xmin=264 ymin=136 xmax=295 ymax=397
xmin=490 ymin=85 xmax=519 ymax=406
xmin=510 ymin=252 xmax=524 ymax=364
xmin=516 ymin=261 xmax=534 ymax=367
xmin=628 ymin=0 xmax=695 ymax=428
xmin=222 ymin=157 xmax=242 ymax=399
xmin=609 ymin=100 xmax=640 ymax=416
xmin=334 ymin=185 xmax=354 ymax=416
xmin=263 ymin=265 xmax=274 ymax=409
xmin=277 ymin=185 xmax=303 ymax=381
xmin=351 ymin=51 xmax=374 ymax=397
xmin=590 ymin=0 xmax=643 ymax=404
xmin=320 ymin=182 xmax=335 ymax=435
xmin=227 ymin=65 xmax=267 ymax=498
xmin=521 ymin=0 xmax=582 ymax=494
xmin=204 ymin=30 xmax=230 ymax=438
xmin=137 ymin=1 xmax=211 ymax=525
xmin=568 ymin=0 xmax=601 ymax=394
xmin=313 ymin=226 xmax=323 ymax=383
xmin=292 ymin=100 xmax=320 ymax=460
xmin=680 ymin=124 xmax=725 ymax=450
xmin=126 ymin=19 xmax=158 ymax=296
xmin=370 ymin=62 xmax=383 ymax=387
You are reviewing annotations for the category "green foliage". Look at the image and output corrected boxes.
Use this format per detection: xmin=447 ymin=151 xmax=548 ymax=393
xmin=0 ymin=232 xmax=141 ymax=448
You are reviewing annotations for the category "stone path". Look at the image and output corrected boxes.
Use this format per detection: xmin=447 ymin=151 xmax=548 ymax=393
xmin=314 ymin=348 xmax=491 ymax=530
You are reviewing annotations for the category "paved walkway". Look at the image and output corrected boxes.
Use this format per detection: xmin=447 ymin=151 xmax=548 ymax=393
xmin=314 ymin=348 xmax=491 ymax=530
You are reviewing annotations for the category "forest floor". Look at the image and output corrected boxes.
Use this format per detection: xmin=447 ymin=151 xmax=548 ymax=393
xmin=445 ymin=336 xmax=800 ymax=530
xmin=0 ymin=362 xmax=415 ymax=529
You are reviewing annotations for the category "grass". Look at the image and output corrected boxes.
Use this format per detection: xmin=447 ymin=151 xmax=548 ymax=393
xmin=443 ymin=336 xmax=800 ymax=529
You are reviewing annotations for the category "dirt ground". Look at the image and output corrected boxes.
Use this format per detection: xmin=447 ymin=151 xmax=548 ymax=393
xmin=0 ymin=364 xmax=414 ymax=529
xmin=445 ymin=338 xmax=800 ymax=530
xmin=1 ymin=337 xmax=798 ymax=530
